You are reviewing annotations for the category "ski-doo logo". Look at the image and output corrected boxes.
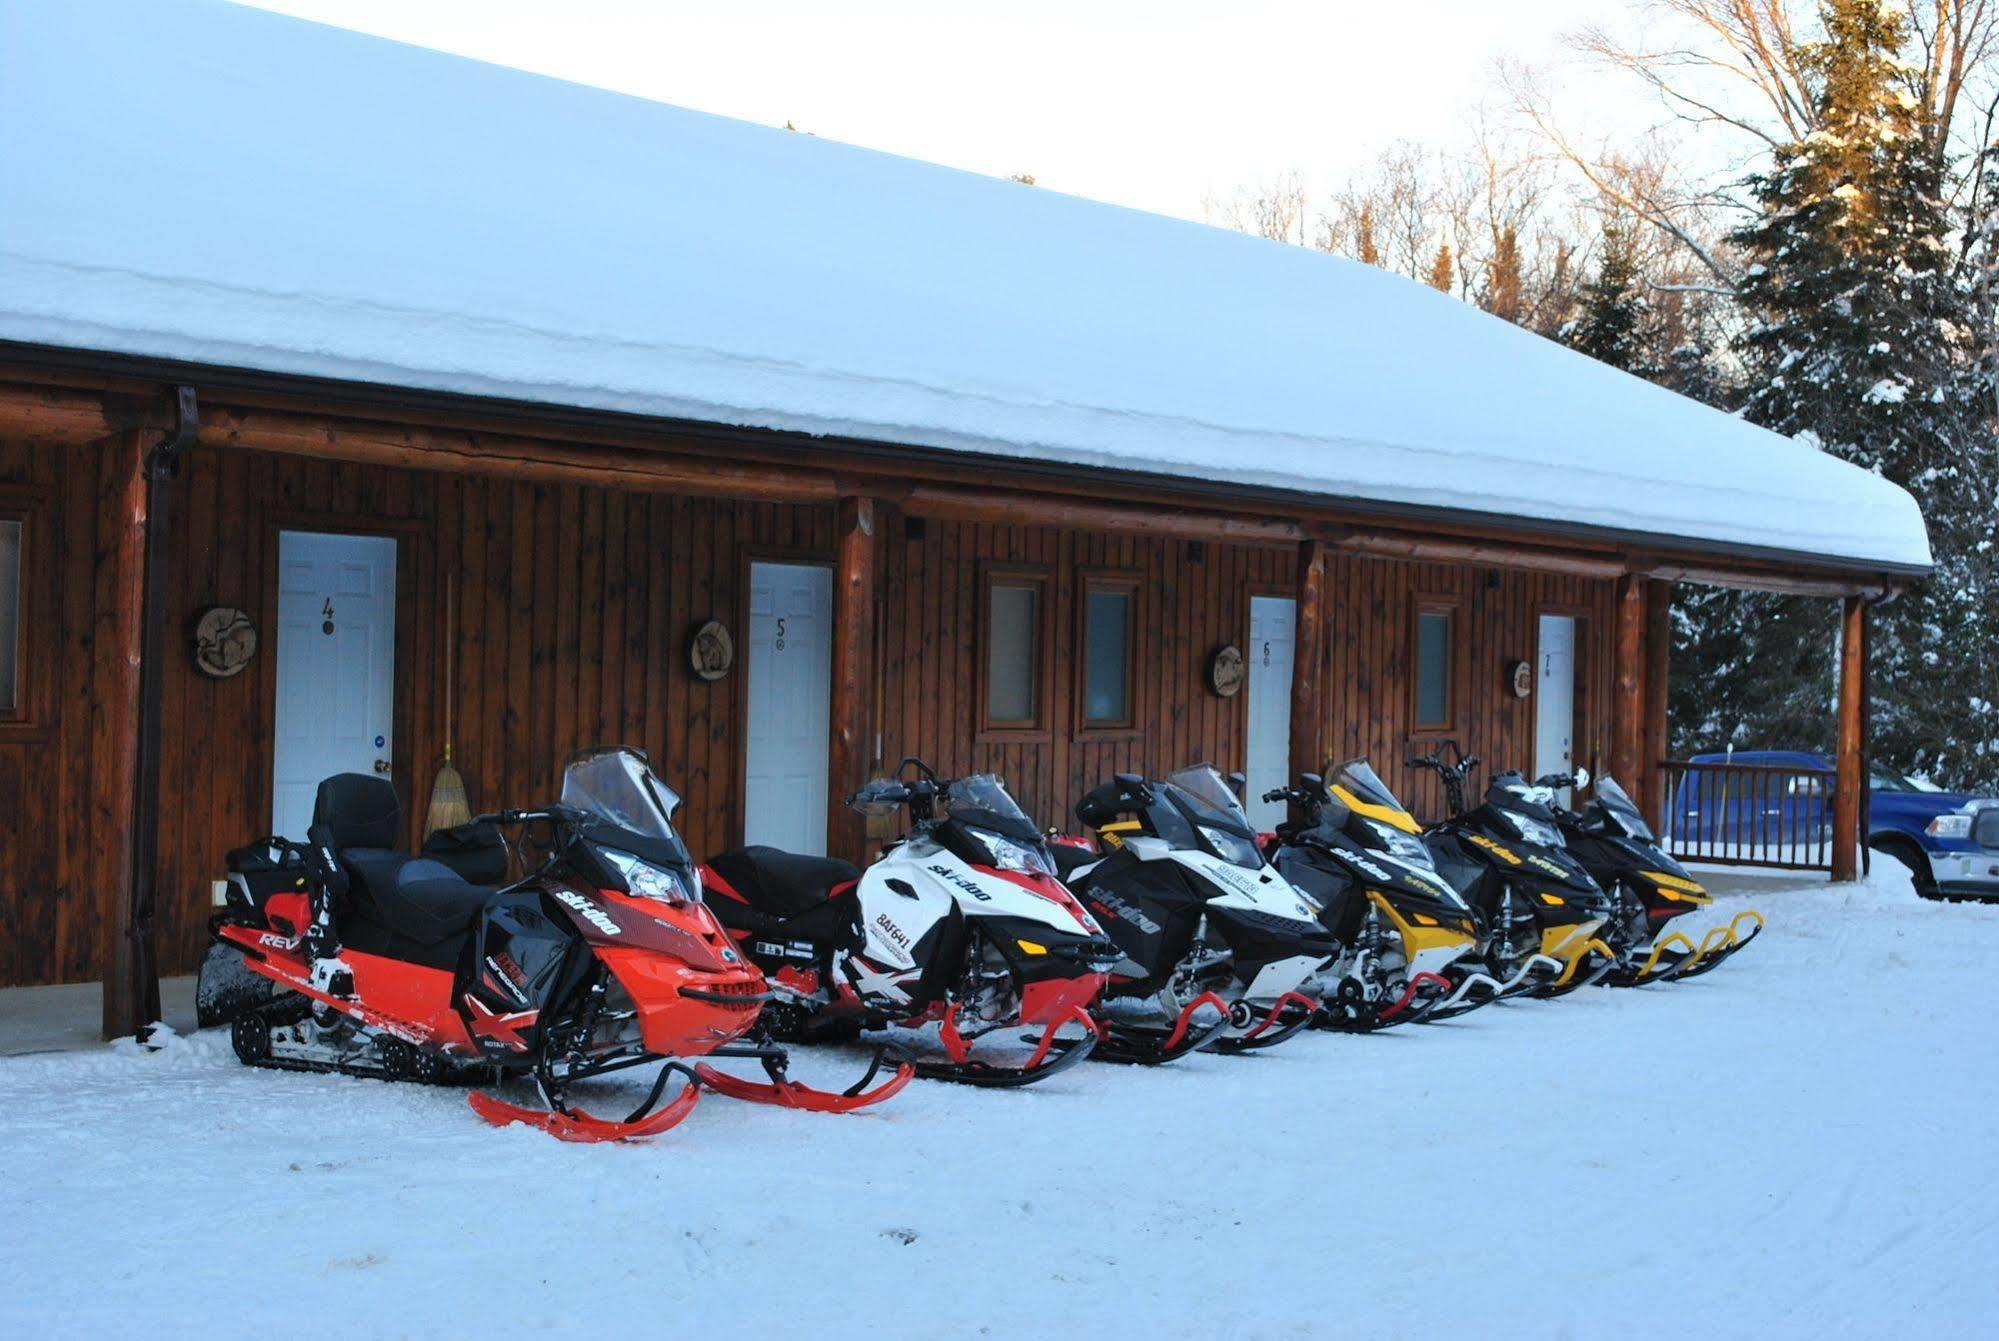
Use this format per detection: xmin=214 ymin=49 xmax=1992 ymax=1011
xmin=926 ymin=863 xmax=993 ymax=902
xmin=1467 ymin=835 xmax=1522 ymax=865
xmin=553 ymin=888 xmax=621 ymax=937
xmin=1086 ymin=892 xmax=1161 ymax=936
xmin=1348 ymin=854 xmax=1392 ymax=883
xmin=872 ymin=911 xmax=913 ymax=952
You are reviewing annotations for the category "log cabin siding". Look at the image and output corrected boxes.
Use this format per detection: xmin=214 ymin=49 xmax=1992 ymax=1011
xmin=0 ymin=434 xmax=1618 ymax=987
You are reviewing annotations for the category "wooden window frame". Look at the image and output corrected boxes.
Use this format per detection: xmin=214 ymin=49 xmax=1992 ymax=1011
xmin=1409 ymin=593 xmax=1462 ymax=737
xmin=0 ymin=487 xmax=51 ymax=741
xmin=1074 ymin=567 xmax=1143 ymax=740
xmin=977 ymin=562 xmax=1053 ymax=743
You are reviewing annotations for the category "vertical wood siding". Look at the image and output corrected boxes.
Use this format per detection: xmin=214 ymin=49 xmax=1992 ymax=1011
xmin=0 ymin=437 xmax=1619 ymax=986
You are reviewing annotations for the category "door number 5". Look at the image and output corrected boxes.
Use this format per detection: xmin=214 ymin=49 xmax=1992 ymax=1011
xmin=774 ymin=617 xmax=787 ymax=652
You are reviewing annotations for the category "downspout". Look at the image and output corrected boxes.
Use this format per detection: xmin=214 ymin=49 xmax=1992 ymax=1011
xmin=124 ymin=384 xmax=197 ymax=1042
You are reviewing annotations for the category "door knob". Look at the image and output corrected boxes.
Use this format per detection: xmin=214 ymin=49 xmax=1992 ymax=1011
xmin=374 ymin=758 xmax=391 ymax=774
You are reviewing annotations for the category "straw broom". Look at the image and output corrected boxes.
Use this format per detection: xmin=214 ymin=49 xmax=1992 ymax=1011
xmin=423 ymin=575 xmax=472 ymax=837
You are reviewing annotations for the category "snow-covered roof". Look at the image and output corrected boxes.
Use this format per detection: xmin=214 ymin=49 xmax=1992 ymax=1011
xmin=0 ymin=0 xmax=1931 ymax=571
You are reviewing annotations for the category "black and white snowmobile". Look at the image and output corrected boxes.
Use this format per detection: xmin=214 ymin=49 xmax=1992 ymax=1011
xmin=703 ymin=761 xmax=1119 ymax=1087
xmin=1261 ymin=759 xmax=1502 ymax=1030
xmin=1056 ymin=764 xmax=1330 ymax=1052
xmin=1553 ymin=775 xmax=1764 ymax=984
xmin=1409 ymin=742 xmax=1615 ymax=1002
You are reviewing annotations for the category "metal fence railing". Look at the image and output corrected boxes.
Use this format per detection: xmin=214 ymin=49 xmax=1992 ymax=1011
xmin=1656 ymin=760 xmax=1838 ymax=871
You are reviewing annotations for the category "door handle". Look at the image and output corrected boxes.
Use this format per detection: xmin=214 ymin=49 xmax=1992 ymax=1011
xmin=374 ymin=758 xmax=391 ymax=774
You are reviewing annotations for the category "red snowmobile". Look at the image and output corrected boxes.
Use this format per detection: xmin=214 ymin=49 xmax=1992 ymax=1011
xmin=209 ymin=747 xmax=910 ymax=1141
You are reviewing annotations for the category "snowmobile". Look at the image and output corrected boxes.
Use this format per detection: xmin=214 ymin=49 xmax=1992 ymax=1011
xmin=1260 ymin=759 xmax=1503 ymax=1030
xmin=1552 ymin=774 xmax=1764 ymax=984
xmin=1056 ymin=763 xmax=1330 ymax=1052
xmin=702 ymin=760 xmax=1119 ymax=1087
xmin=208 ymin=747 xmax=910 ymax=1142
xmin=1408 ymin=742 xmax=1616 ymax=1000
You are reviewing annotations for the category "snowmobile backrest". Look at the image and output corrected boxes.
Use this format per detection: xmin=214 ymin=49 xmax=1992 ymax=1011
xmin=313 ymin=773 xmax=402 ymax=851
xmin=421 ymin=820 xmax=509 ymax=886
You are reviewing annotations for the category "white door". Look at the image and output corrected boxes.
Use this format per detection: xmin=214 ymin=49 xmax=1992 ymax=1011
xmin=744 ymin=562 xmax=833 ymax=854
xmin=1534 ymin=614 xmax=1578 ymax=801
xmin=1245 ymin=595 xmax=1297 ymax=832
xmin=272 ymin=531 xmax=398 ymax=840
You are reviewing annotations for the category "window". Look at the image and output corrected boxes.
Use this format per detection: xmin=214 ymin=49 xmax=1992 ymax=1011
xmin=981 ymin=570 xmax=1046 ymax=734
xmin=0 ymin=517 xmax=18 ymax=715
xmin=1414 ymin=601 xmax=1455 ymax=730
xmin=1081 ymin=579 xmax=1135 ymax=728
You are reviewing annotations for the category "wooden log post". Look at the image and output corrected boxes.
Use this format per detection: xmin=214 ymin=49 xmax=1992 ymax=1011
xmin=1288 ymin=538 xmax=1329 ymax=789
xmin=1832 ymin=594 xmax=1866 ymax=882
xmin=1609 ymin=573 xmax=1646 ymax=794
xmin=828 ymin=496 xmax=878 ymax=863
xmin=1641 ymin=578 xmax=1672 ymax=828
xmin=97 ymin=431 xmax=156 ymax=1039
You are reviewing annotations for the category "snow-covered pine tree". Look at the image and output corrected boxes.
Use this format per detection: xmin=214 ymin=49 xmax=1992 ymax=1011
xmin=1562 ymin=217 xmax=1648 ymax=372
xmin=1673 ymin=0 xmax=1993 ymax=784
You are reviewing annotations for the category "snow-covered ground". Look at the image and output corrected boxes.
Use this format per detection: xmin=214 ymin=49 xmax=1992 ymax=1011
xmin=3 ymin=866 xmax=1994 ymax=1339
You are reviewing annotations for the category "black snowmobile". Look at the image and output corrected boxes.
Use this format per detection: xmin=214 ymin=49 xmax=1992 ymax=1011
xmin=1055 ymin=764 xmax=1332 ymax=1053
xmin=1261 ymin=759 xmax=1501 ymax=1030
xmin=1553 ymin=774 xmax=1765 ymax=984
xmin=1408 ymin=741 xmax=1615 ymax=1003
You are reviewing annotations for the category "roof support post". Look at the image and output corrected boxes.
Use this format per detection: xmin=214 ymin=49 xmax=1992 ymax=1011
xmin=1609 ymin=573 xmax=1646 ymax=797
xmin=1288 ymin=538 xmax=1329 ymax=792
xmin=102 ymin=386 xmax=195 ymax=1041
xmin=1832 ymin=594 xmax=1867 ymax=882
xmin=1641 ymin=578 xmax=1672 ymax=830
xmin=828 ymin=495 xmax=879 ymax=864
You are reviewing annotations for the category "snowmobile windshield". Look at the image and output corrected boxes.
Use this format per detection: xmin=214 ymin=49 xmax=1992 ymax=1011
xmin=1327 ymin=759 xmax=1421 ymax=835
xmin=1163 ymin=764 xmax=1264 ymax=870
xmin=560 ymin=748 xmax=693 ymax=868
xmin=943 ymin=774 xmax=1056 ymax=877
xmin=1593 ymin=776 xmax=1655 ymax=842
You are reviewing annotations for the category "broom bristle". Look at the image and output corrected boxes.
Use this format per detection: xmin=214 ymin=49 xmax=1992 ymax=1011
xmin=424 ymin=762 xmax=473 ymax=837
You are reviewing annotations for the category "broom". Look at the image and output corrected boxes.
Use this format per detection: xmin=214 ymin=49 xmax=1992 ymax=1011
xmin=423 ymin=575 xmax=472 ymax=838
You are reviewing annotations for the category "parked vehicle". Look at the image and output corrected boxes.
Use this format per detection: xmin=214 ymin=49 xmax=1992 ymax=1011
xmin=208 ymin=747 xmax=910 ymax=1141
xmin=1552 ymin=775 xmax=1763 ymax=983
xmin=703 ymin=760 xmax=1118 ymax=1086
xmin=1407 ymin=743 xmax=1614 ymax=998
xmin=1058 ymin=764 xmax=1331 ymax=1051
xmin=1675 ymin=750 xmax=1999 ymax=899
xmin=1260 ymin=760 xmax=1501 ymax=1030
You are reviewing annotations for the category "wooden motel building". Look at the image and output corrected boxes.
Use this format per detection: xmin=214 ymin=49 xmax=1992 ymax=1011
xmin=0 ymin=2 xmax=1933 ymax=1035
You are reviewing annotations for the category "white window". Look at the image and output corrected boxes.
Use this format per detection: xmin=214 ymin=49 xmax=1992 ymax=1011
xmin=984 ymin=579 xmax=1041 ymax=729
xmin=1082 ymin=583 xmax=1134 ymax=727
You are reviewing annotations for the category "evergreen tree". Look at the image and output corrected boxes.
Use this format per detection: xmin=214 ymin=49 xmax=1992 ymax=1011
xmin=1426 ymin=241 xmax=1454 ymax=292
xmin=1562 ymin=218 xmax=1648 ymax=372
xmin=1484 ymin=225 xmax=1525 ymax=323
xmin=1673 ymin=0 xmax=1995 ymax=786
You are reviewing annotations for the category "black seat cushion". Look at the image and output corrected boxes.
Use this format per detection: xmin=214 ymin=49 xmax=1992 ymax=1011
xmin=1048 ymin=843 xmax=1097 ymax=881
xmin=708 ymin=846 xmax=859 ymax=919
xmin=337 ymin=847 xmax=491 ymax=971
xmin=314 ymin=774 xmax=401 ymax=851
xmin=421 ymin=820 xmax=510 ymax=886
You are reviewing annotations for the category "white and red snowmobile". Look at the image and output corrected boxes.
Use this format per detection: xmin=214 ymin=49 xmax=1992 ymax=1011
xmin=1552 ymin=774 xmax=1764 ymax=984
xmin=207 ymin=747 xmax=910 ymax=1142
xmin=702 ymin=760 xmax=1119 ymax=1087
xmin=1260 ymin=760 xmax=1502 ymax=1030
xmin=1053 ymin=764 xmax=1330 ymax=1053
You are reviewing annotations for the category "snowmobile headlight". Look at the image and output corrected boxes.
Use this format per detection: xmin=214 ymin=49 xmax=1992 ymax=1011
xmin=1500 ymin=811 xmax=1564 ymax=849
xmin=603 ymin=848 xmax=697 ymax=904
xmin=971 ymin=828 xmax=1057 ymax=877
xmin=1197 ymin=823 xmax=1265 ymax=870
xmin=1927 ymin=813 xmax=1973 ymax=840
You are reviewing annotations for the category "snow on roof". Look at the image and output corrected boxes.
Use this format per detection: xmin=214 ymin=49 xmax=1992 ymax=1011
xmin=0 ymin=0 xmax=1932 ymax=571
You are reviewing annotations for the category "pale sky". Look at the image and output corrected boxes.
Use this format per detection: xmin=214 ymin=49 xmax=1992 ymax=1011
xmin=238 ymin=0 xmax=1655 ymax=224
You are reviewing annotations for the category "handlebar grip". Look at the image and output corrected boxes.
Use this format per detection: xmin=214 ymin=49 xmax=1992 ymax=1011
xmin=1261 ymin=788 xmax=1289 ymax=804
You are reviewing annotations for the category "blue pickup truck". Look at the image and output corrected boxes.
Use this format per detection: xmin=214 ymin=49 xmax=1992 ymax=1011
xmin=1675 ymin=750 xmax=1999 ymax=899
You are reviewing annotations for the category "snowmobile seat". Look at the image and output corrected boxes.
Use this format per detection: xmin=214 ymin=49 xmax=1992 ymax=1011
xmin=1048 ymin=842 xmax=1098 ymax=881
xmin=312 ymin=774 xmax=493 ymax=970
xmin=707 ymin=846 xmax=859 ymax=918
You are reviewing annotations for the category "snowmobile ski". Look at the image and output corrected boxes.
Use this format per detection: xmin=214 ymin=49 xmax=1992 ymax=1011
xmin=1082 ymin=989 xmax=1235 ymax=1065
